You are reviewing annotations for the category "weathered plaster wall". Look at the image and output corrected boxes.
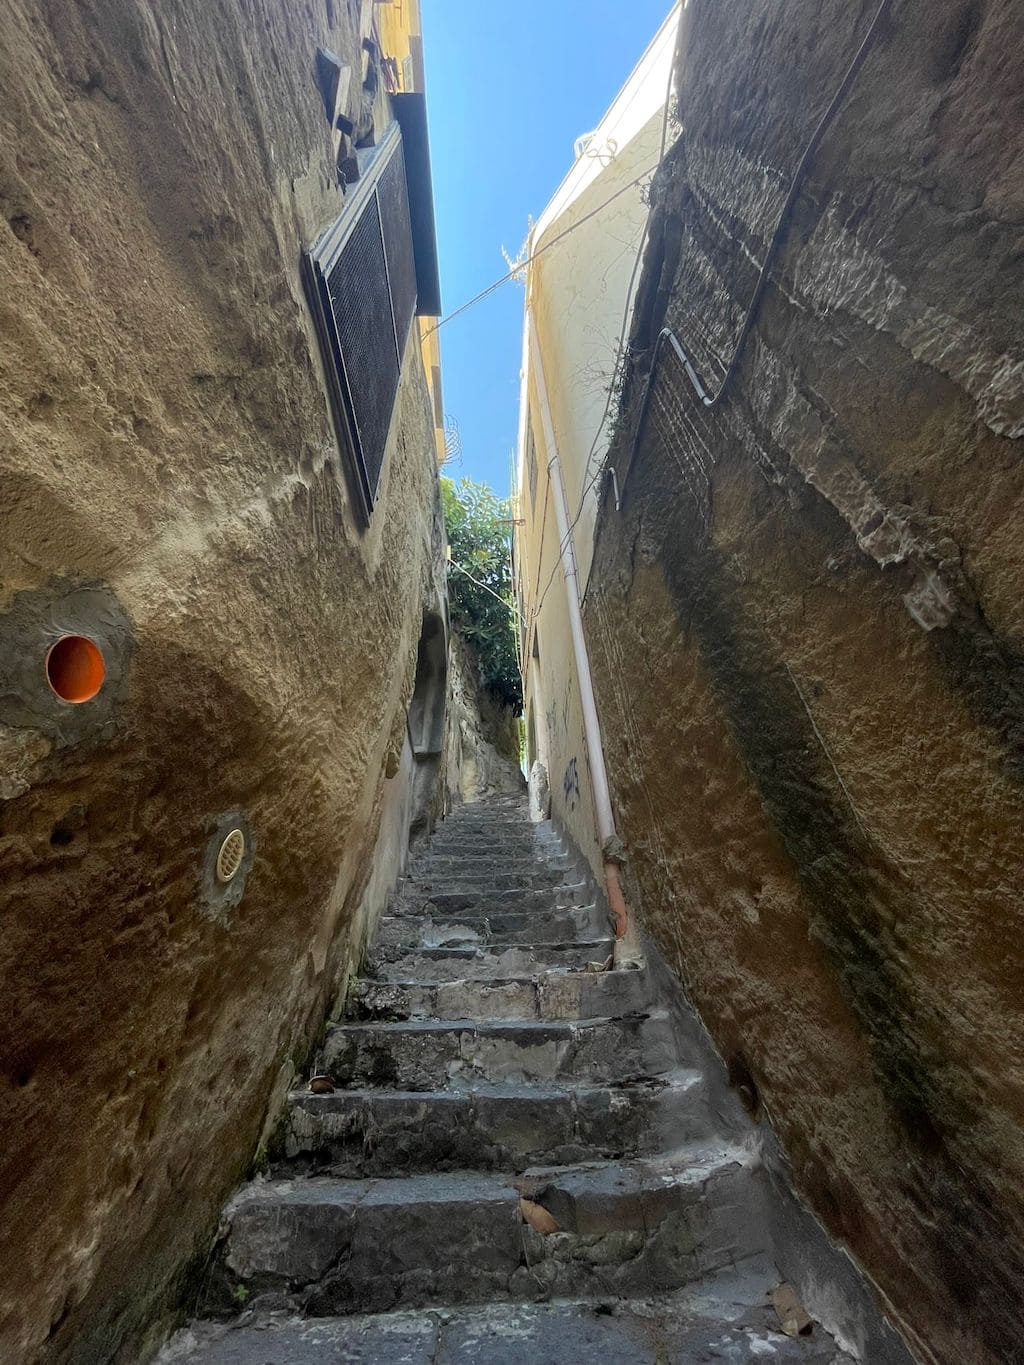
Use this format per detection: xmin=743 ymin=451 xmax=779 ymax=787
xmin=0 ymin=3 xmax=442 ymax=1361
xmin=517 ymin=486 xmax=599 ymax=875
xmin=529 ymin=102 xmax=669 ymax=584
xmin=587 ymin=2 xmax=1024 ymax=1362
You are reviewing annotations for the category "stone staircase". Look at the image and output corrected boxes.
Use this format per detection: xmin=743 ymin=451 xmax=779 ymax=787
xmin=159 ymin=797 xmax=857 ymax=1362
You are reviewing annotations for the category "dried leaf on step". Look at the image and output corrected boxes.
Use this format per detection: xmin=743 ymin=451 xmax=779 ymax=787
xmin=770 ymin=1283 xmax=813 ymax=1337
xmin=585 ymin=955 xmax=613 ymax=974
xmin=519 ymin=1197 xmax=560 ymax=1234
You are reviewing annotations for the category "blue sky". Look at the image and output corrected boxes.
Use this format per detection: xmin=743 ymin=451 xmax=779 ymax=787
xmin=421 ymin=0 xmax=673 ymax=495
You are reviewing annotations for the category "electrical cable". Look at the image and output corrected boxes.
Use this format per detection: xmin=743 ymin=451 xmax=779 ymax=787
xmin=524 ymin=29 xmax=678 ymax=630
xmin=447 ymin=558 xmax=522 ymax=621
xmin=574 ymin=0 xmax=894 ymax=613
xmin=421 ymin=164 xmax=661 ymax=340
xmin=626 ymin=0 xmax=893 ymax=449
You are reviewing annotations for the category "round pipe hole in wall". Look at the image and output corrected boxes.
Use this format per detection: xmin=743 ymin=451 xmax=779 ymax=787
xmin=45 ymin=634 xmax=106 ymax=704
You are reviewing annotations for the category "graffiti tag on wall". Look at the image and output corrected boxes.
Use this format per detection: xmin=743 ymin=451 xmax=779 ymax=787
xmin=563 ymin=756 xmax=580 ymax=811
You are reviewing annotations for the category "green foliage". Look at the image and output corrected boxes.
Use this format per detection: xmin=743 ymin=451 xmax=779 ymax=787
xmin=442 ymin=476 xmax=523 ymax=712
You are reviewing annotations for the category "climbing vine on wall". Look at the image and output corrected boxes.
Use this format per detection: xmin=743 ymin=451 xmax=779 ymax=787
xmin=441 ymin=476 xmax=523 ymax=713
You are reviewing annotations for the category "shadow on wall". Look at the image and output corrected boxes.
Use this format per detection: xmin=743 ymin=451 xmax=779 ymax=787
xmin=408 ymin=603 xmax=448 ymax=841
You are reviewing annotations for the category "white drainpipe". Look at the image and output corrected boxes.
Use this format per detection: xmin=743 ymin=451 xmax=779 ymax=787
xmin=525 ymin=309 xmax=636 ymax=954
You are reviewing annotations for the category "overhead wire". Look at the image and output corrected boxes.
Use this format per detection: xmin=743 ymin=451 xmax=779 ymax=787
xmin=620 ymin=0 xmax=894 ymax=481
xmin=524 ymin=30 xmax=679 ymax=631
xmin=420 ymin=164 xmax=661 ymax=341
xmin=447 ymin=558 xmax=522 ymax=621
xmin=570 ymin=0 xmax=894 ymax=616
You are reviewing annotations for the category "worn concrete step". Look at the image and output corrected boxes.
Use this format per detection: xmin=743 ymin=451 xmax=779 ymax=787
xmin=376 ymin=906 xmax=608 ymax=950
xmin=410 ymin=857 xmax=575 ymax=883
xmin=369 ymin=940 xmax=616 ymax=982
xmin=349 ymin=964 xmax=649 ymax=1022
xmin=320 ymin=1013 xmax=680 ymax=1090
xmin=406 ymin=873 xmax=584 ymax=895
xmin=280 ymin=1071 xmax=710 ymax=1176
xmin=444 ymin=803 xmax=534 ymax=819
xmin=160 ymin=1288 xmax=856 ymax=1365
xmin=451 ymin=797 xmax=529 ymax=810
xmin=412 ymin=862 xmax=569 ymax=886
xmin=212 ymin=1151 xmax=768 ymax=1315
xmin=439 ymin=816 xmax=537 ymax=832
xmin=425 ymin=840 xmax=565 ymax=862
xmin=427 ymin=831 xmax=563 ymax=855
xmin=438 ymin=816 xmax=542 ymax=836
xmin=412 ymin=885 xmax=590 ymax=915
xmin=414 ymin=842 xmax=571 ymax=864
xmin=406 ymin=879 xmax=578 ymax=900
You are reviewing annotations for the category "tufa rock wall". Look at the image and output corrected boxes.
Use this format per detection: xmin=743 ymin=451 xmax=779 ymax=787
xmin=443 ymin=633 xmax=524 ymax=810
xmin=0 ymin=2 xmax=443 ymax=1360
xmin=587 ymin=1 xmax=1024 ymax=1362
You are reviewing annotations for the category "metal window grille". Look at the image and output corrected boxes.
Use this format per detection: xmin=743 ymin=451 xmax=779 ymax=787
xmin=302 ymin=122 xmax=417 ymax=524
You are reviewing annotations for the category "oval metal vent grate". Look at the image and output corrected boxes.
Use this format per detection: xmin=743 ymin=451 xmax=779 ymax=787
xmin=216 ymin=829 xmax=246 ymax=883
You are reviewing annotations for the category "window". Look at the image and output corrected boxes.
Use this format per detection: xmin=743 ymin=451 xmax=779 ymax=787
xmin=302 ymin=122 xmax=417 ymax=524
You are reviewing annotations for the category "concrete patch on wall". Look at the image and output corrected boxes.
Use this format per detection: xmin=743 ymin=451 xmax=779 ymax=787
xmin=0 ymin=579 xmax=133 ymax=754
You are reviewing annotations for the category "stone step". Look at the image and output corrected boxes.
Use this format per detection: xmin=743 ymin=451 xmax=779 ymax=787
xmin=444 ymin=802 xmax=534 ymax=817
xmin=376 ymin=906 xmax=608 ymax=950
xmin=411 ymin=852 xmax=575 ymax=878
xmin=439 ymin=814 xmax=542 ymax=835
xmin=160 ymin=1286 xmax=856 ymax=1365
xmin=369 ymin=940 xmax=616 ymax=982
xmin=453 ymin=797 xmax=529 ymax=810
xmin=211 ymin=1151 xmax=768 ymax=1316
xmin=412 ymin=884 xmax=590 ymax=914
xmin=279 ymin=1070 xmax=711 ymax=1176
xmin=427 ymin=830 xmax=563 ymax=854
xmin=440 ymin=813 xmax=537 ymax=828
xmin=405 ymin=868 xmax=573 ymax=893
xmin=415 ymin=839 xmax=569 ymax=860
xmin=348 ymin=964 xmax=648 ymax=1022
xmin=320 ymin=1013 xmax=680 ymax=1090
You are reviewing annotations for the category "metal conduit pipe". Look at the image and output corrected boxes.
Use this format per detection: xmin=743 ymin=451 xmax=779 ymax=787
xmin=525 ymin=310 xmax=637 ymax=955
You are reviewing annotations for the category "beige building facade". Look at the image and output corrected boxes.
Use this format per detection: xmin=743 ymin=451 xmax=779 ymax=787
xmin=514 ymin=6 xmax=678 ymax=895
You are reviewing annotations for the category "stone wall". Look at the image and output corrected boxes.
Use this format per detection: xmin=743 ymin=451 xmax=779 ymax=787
xmin=443 ymin=633 xmax=524 ymax=809
xmin=586 ymin=2 xmax=1024 ymax=1362
xmin=0 ymin=3 xmax=443 ymax=1360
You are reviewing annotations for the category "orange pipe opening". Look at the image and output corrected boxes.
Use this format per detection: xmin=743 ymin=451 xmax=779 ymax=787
xmin=45 ymin=635 xmax=106 ymax=704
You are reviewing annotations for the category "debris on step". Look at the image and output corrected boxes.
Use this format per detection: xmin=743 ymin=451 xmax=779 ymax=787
xmin=771 ymin=1282 xmax=814 ymax=1337
xmin=519 ymin=1196 xmax=560 ymax=1235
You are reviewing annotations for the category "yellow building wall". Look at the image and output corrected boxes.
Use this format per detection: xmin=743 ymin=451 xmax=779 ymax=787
xmin=375 ymin=0 xmax=446 ymax=463
xmin=517 ymin=385 xmax=603 ymax=884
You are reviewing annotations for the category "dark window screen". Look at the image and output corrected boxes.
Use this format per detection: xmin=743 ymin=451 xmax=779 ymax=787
xmin=325 ymin=198 xmax=397 ymax=505
xmin=302 ymin=126 xmax=418 ymax=522
xmin=377 ymin=150 xmax=417 ymax=353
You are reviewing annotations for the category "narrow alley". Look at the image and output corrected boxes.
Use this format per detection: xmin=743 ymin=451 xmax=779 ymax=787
xmin=161 ymin=796 xmax=889 ymax=1363
xmin=1 ymin=0 xmax=1022 ymax=1362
